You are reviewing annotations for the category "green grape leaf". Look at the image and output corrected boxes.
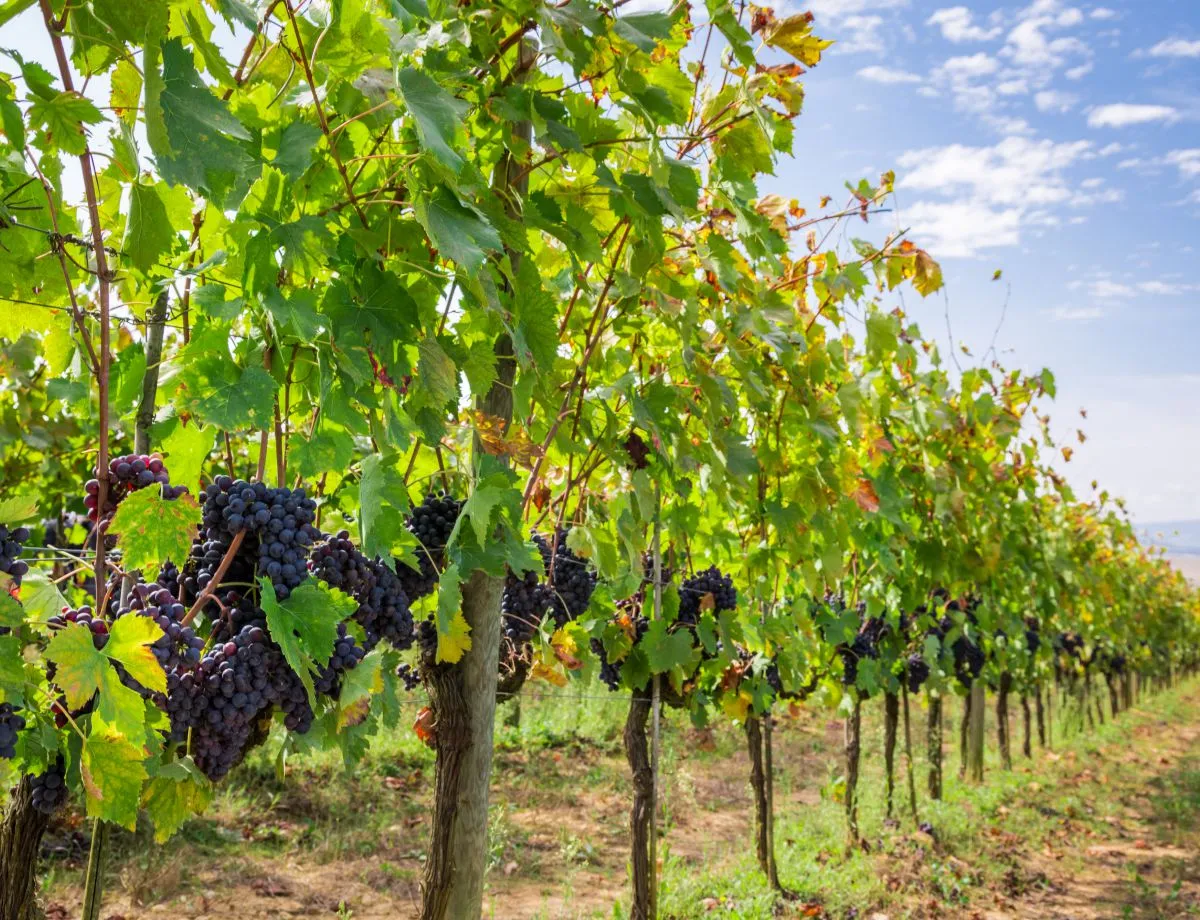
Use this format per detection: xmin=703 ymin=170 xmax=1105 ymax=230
xmin=159 ymin=421 xmax=212 ymax=494
xmin=108 ymin=488 xmax=199 ymax=579
xmin=416 ymin=337 xmax=459 ymax=407
xmin=0 ymin=633 xmax=23 ymax=689
xmin=17 ymin=571 xmax=66 ymax=624
xmin=142 ymin=758 xmax=212 ymax=842
xmin=179 ymin=355 xmax=276 ymax=430
xmin=45 ymin=625 xmax=107 ymax=711
xmin=292 ymin=430 xmax=355 ymax=480
xmin=460 ymin=481 xmax=508 ymax=549
xmin=613 ymin=11 xmax=673 ymax=52
xmin=336 ymin=649 xmax=383 ymax=730
xmin=641 ymin=618 xmax=698 ymax=674
xmin=27 ymin=91 xmax=103 ymax=155
xmin=0 ymin=591 xmax=22 ymax=630
xmin=395 ymin=68 xmax=467 ymax=173
xmin=358 ymin=454 xmax=412 ymax=562
xmin=124 ymin=181 xmax=177 ymax=273
xmin=260 ymin=579 xmax=354 ymax=706
xmin=415 ymin=186 xmax=500 ymax=271
xmin=0 ymin=493 xmax=38 ymax=523
xmin=81 ymin=732 xmax=148 ymax=829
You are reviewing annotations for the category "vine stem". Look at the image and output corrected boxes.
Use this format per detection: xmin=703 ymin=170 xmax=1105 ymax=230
xmin=37 ymin=0 xmax=112 ymax=609
xmin=649 ymin=482 xmax=663 ymax=918
xmin=180 ymin=531 xmax=245 ymax=627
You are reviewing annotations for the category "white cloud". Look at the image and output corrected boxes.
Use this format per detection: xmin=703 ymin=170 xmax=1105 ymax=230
xmin=1035 ymin=89 xmax=1078 ymax=112
xmin=1086 ymin=278 xmax=1199 ymax=298
xmin=807 ymin=0 xmax=909 ymax=18
xmin=1089 ymin=7 xmax=1117 ymax=19
xmin=1147 ymin=38 xmax=1200 ymax=58
xmin=997 ymin=78 xmax=1030 ymax=95
xmin=857 ymin=65 xmax=923 ymax=83
xmin=838 ymin=15 xmax=886 ymax=54
xmin=927 ymin=6 xmax=1001 ymax=42
xmin=899 ymin=200 xmax=1023 ymax=256
xmin=1080 ymin=177 xmax=1105 ymax=189
xmin=1097 ymin=142 xmax=1124 ymax=156
xmin=1165 ymin=149 xmax=1200 ymax=178
xmin=1065 ymin=62 xmax=1094 ymax=79
xmin=1003 ymin=0 xmax=1091 ymax=70
xmin=896 ymin=136 xmax=1109 ymax=255
xmin=1088 ymin=103 xmax=1179 ymax=127
xmin=941 ymin=52 xmax=1000 ymax=77
xmin=1052 ymin=306 xmax=1106 ymax=320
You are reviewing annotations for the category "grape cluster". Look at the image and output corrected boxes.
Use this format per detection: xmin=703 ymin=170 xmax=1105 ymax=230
xmin=314 ymin=623 xmax=366 ymax=696
xmin=622 ymin=431 xmax=651 ymax=470
xmin=0 ymin=524 xmax=30 ymax=587
xmin=501 ymin=568 xmax=548 ymax=646
xmin=1024 ymin=617 xmax=1041 ymax=656
xmin=165 ymin=623 xmax=313 ymax=780
xmin=395 ymin=663 xmax=421 ymax=691
xmin=85 ymin=453 xmax=187 ymax=522
xmin=838 ymin=615 xmax=887 ymax=687
xmin=905 ymin=653 xmax=930 ymax=693
xmin=119 ymin=584 xmax=204 ymax=672
xmin=678 ymin=566 xmax=737 ymax=626
xmin=309 ymin=532 xmax=415 ymax=650
xmin=534 ymin=529 xmax=597 ymax=627
xmin=0 ymin=702 xmax=25 ymax=758
xmin=200 ymin=477 xmax=320 ymax=601
xmin=31 ymin=757 xmax=68 ymax=815
xmin=47 ymin=605 xmax=110 ymax=648
xmin=397 ymin=492 xmax=462 ymax=601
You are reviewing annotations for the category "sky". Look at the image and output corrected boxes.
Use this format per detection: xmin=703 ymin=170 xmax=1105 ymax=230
xmin=4 ymin=0 xmax=1197 ymax=523
xmin=752 ymin=0 xmax=1199 ymax=524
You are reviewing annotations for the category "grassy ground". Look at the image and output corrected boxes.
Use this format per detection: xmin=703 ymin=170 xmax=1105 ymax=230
xmin=37 ymin=677 xmax=1200 ymax=919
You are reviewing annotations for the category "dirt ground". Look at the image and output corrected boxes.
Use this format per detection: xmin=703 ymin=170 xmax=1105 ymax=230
xmin=40 ymin=687 xmax=1200 ymax=920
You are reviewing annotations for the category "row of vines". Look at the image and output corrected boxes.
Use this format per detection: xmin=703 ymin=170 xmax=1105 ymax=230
xmin=0 ymin=0 xmax=1196 ymax=918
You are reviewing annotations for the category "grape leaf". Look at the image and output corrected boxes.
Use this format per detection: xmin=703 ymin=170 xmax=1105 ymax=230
xmin=336 ymin=649 xmax=382 ymax=730
xmin=358 ymin=454 xmax=412 ymax=562
xmin=434 ymin=564 xmax=470 ymax=664
xmin=762 ymin=14 xmax=833 ymax=66
xmin=159 ymin=420 xmax=213 ymax=493
xmin=641 ymin=618 xmax=698 ymax=674
xmin=45 ymin=625 xmax=107 ymax=711
xmin=27 ymin=91 xmax=103 ymax=155
xmin=395 ymin=68 xmax=467 ymax=173
xmin=614 ymin=11 xmax=673 ymax=52
xmin=142 ymin=758 xmax=212 ymax=842
xmin=416 ymin=337 xmax=458 ymax=407
xmin=108 ymin=488 xmax=199 ymax=579
xmin=459 ymin=482 xmax=508 ymax=549
xmin=0 ymin=591 xmax=22 ymax=630
xmin=17 ymin=570 xmax=66 ymax=624
xmin=415 ymin=186 xmax=501 ymax=271
xmin=124 ymin=181 xmax=177 ymax=273
xmin=81 ymin=732 xmax=148 ymax=829
xmin=179 ymin=358 xmax=276 ymax=430
xmin=260 ymin=579 xmax=354 ymax=705
xmin=105 ymin=614 xmax=168 ymax=695
xmin=0 ymin=493 xmax=38 ymax=523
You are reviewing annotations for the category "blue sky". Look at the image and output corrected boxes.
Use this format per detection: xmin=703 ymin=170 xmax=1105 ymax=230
xmin=4 ymin=0 xmax=1196 ymax=522
xmin=753 ymin=0 xmax=1199 ymax=524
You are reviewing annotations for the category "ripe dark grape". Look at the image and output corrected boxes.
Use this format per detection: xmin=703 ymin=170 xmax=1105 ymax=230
xmin=47 ymin=606 xmax=109 ymax=649
xmin=0 ymin=702 xmax=26 ymax=758
xmin=314 ymin=623 xmax=366 ymax=696
xmin=88 ymin=452 xmax=187 ymax=523
xmin=397 ymin=492 xmax=462 ymax=601
xmin=309 ymin=532 xmax=415 ymax=651
xmin=30 ymin=758 xmax=68 ymax=814
xmin=622 ymin=431 xmax=651 ymax=470
xmin=501 ymin=569 xmax=548 ymax=645
xmin=395 ymin=663 xmax=421 ymax=691
xmin=678 ymin=566 xmax=736 ymax=626
xmin=905 ymin=653 xmax=930 ymax=693
xmin=533 ymin=529 xmax=597 ymax=627
xmin=118 ymin=583 xmax=204 ymax=673
xmin=0 ymin=523 xmax=30 ymax=588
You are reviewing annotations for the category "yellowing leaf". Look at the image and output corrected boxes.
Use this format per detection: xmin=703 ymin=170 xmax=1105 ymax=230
xmin=722 ymin=689 xmax=752 ymax=722
xmin=436 ymin=610 xmax=472 ymax=664
xmin=81 ymin=732 xmax=148 ymax=830
xmin=108 ymin=488 xmax=200 ymax=579
xmin=763 ymin=13 xmax=834 ymax=66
